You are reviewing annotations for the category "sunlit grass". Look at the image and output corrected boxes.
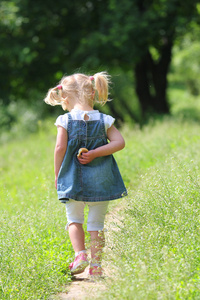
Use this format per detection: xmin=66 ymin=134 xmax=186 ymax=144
xmin=0 ymin=127 xmax=75 ymax=299
xmin=1 ymin=93 xmax=200 ymax=299
xmin=101 ymin=119 xmax=200 ymax=300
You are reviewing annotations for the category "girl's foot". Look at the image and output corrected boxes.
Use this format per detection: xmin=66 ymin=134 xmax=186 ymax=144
xmin=69 ymin=252 xmax=89 ymax=275
xmin=88 ymin=264 xmax=103 ymax=278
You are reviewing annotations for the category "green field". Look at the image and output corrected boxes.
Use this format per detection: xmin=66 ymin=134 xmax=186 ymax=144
xmin=1 ymin=90 xmax=200 ymax=299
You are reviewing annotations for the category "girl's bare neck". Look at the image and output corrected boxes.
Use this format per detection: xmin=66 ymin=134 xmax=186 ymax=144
xmin=73 ymin=103 xmax=94 ymax=111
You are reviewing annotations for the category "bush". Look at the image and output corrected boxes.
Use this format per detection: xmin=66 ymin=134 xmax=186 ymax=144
xmin=172 ymin=41 xmax=200 ymax=96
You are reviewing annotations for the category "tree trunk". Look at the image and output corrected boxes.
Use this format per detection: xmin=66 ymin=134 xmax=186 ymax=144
xmin=135 ymin=57 xmax=152 ymax=115
xmin=134 ymin=40 xmax=173 ymax=116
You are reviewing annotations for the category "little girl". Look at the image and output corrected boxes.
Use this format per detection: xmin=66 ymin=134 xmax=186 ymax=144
xmin=44 ymin=71 xmax=127 ymax=277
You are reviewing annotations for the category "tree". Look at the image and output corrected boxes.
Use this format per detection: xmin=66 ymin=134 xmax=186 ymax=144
xmin=72 ymin=0 xmax=199 ymax=116
xmin=0 ymin=0 xmax=199 ymax=119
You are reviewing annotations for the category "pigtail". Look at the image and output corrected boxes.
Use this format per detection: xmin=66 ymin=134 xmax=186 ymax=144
xmin=44 ymin=85 xmax=64 ymax=107
xmin=92 ymin=72 xmax=111 ymax=105
xmin=44 ymin=72 xmax=112 ymax=110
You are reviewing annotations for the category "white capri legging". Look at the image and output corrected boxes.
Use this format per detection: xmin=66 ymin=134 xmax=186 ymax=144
xmin=65 ymin=199 xmax=109 ymax=231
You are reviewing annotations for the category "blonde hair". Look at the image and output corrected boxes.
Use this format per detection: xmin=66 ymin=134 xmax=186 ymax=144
xmin=44 ymin=71 xmax=111 ymax=110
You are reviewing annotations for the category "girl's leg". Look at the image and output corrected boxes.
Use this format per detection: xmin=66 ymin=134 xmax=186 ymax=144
xmin=68 ymin=224 xmax=89 ymax=274
xmin=89 ymin=230 xmax=105 ymax=264
xmin=68 ymin=223 xmax=86 ymax=252
xmin=66 ymin=200 xmax=85 ymax=252
xmin=87 ymin=201 xmax=109 ymax=266
xmin=66 ymin=200 xmax=89 ymax=274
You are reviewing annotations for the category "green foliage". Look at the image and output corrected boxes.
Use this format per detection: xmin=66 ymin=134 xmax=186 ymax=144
xmin=172 ymin=40 xmax=200 ymax=95
xmin=0 ymin=1 xmax=21 ymax=28
xmin=168 ymin=85 xmax=200 ymax=122
xmin=75 ymin=0 xmax=197 ymax=64
xmin=0 ymin=0 xmax=199 ymax=118
xmin=0 ymin=101 xmax=16 ymax=130
xmin=0 ymin=95 xmax=63 ymax=143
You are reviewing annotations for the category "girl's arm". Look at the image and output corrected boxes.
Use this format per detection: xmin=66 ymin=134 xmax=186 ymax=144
xmin=78 ymin=125 xmax=125 ymax=165
xmin=54 ymin=126 xmax=68 ymax=188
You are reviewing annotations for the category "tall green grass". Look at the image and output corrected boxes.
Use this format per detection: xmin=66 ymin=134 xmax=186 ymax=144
xmin=101 ymin=119 xmax=200 ymax=299
xmin=1 ymin=91 xmax=200 ymax=299
xmin=0 ymin=124 xmax=74 ymax=299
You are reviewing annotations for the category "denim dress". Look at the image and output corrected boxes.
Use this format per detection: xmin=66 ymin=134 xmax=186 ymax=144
xmin=57 ymin=113 xmax=127 ymax=203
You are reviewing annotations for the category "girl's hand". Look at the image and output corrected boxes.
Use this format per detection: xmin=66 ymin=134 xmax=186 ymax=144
xmin=77 ymin=150 xmax=96 ymax=164
xmin=78 ymin=125 xmax=125 ymax=165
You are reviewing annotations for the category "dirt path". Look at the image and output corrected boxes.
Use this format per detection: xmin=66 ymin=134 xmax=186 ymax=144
xmin=57 ymin=206 xmax=122 ymax=300
xmin=58 ymin=266 xmax=108 ymax=300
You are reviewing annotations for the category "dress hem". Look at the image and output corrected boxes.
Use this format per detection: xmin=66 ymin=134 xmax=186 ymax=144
xmin=58 ymin=190 xmax=128 ymax=203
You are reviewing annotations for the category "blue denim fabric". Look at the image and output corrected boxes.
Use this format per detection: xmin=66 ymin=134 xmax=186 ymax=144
xmin=57 ymin=113 xmax=127 ymax=203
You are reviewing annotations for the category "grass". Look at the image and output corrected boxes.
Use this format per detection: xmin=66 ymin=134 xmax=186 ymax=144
xmin=0 ymin=126 xmax=75 ymax=299
xmin=1 ymin=90 xmax=200 ymax=299
xmin=100 ymin=119 xmax=200 ymax=299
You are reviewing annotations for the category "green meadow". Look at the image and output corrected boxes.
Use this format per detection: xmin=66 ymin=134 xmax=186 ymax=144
xmin=1 ymin=89 xmax=200 ymax=299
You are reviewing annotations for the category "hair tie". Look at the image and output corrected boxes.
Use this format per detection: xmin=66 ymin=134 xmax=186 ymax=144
xmin=56 ymin=85 xmax=62 ymax=90
xmin=89 ymin=76 xmax=95 ymax=89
